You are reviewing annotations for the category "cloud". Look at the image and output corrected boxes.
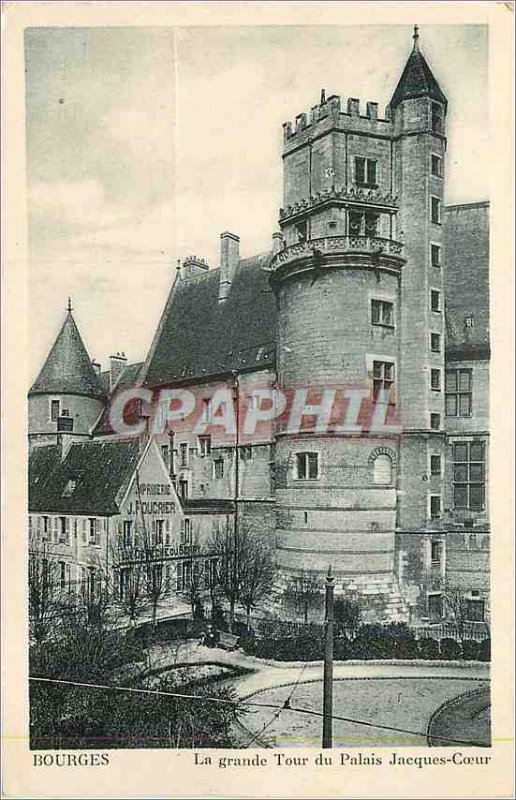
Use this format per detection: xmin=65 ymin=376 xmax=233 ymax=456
xmin=29 ymin=179 xmax=134 ymax=231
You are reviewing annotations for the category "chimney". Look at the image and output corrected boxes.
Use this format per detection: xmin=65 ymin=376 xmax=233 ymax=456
xmin=91 ymin=359 xmax=101 ymax=376
xmin=109 ymin=352 xmax=127 ymax=390
xmin=272 ymin=232 xmax=284 ymax=255
xmin=218 ymin=231 xmax=240 ymax=303
xmin=182 ymin=255 xmax=209 ymax=279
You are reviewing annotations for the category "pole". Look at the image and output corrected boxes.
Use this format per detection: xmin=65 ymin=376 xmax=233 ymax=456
xmin=322 ymin=567 xmax=334 ymax=748
xmin=231 ymin=371 xmax=240 ymax=634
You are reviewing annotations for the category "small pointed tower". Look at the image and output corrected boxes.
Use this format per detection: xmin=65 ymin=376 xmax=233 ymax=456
xmin=28 ymin=300 xmax=106 ymax=449
xmin=389 ymin=27 xmax=448 ymax=532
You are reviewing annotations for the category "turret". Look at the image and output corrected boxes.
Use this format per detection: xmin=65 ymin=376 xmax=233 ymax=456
xmin=389 ymin=26 xmax=447 ymax=530
xmin=28 ymin=300 xmax=106 ymax=450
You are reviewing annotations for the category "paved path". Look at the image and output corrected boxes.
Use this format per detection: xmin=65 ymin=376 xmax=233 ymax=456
xmin=146 ymin=640 xmax=489 ymax=699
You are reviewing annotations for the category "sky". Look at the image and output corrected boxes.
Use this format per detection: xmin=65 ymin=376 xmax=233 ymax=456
xmin=25 ymin=24 xmax=488 ymax=381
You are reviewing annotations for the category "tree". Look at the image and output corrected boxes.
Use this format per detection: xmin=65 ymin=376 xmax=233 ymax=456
xmin=333 ymin=595 xmax=361 ymax=638
xmin=239 ymin=534 xmax=277 ymax=631
xmin=440 ymin=581 xmax=480 ymax=643
xmin=209 ymin=518 xmax=277 ymax=632
xmin=283 ymin=570 xmax=323 ymax=623
xmin=28 ymin=540 xmax=64 ymax=645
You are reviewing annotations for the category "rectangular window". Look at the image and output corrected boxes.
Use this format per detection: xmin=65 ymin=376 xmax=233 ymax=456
xmin=430 ymin=455 xmax=442 ymax=476
xmin=349 ymin=210 xmax=363 ymax=236
xmin=431 ymin=196 xmax=442 ymax=224
xmin=178 ymin=479 xmax=188 ymax=499
xmin=364 ymin=212 xmax=379 ymax=237
xmin=431 ymin=103 xmax=443 ymax=134
xmin=59 ymin=517 xmax=68 ymax=544
xmin=58 ymin=560 xmax=67 ymax=590
xmin=372 ymin=360 xmax=395 ymax=402
xmin=430 ymin=540 xmax=443 ymax=566
xmin=179 ymin=443 xmax=188 ymax=468
xmin=431 ymin=154 xmax=442 ymax=177
xmin=89 ymin=518 xmax=99 ymax=546
xmin=430 ymin=413 xmax=441 ymax=430
xmin=428 ymin=593 xmax=443 ymax=621
xmin=430 ymin=495 xmax=441 ymax=520
xmin=155 ymin=519 xmax=164 ymax=546
xmin=240 ymin=445 xmax=253 ymax=461
xmin=355 ymin=157 xmax=377 ymax=187
xmin=213 ymin=458 xmax=224 ymax=479
xmin=123 ymin=520 xmax=132 ymax=548
xmin=430 ymin=243 xmax=441 ymax=267
xmin=181 ymin=518 xmax=192 ymax=545
xmin=296 ymin=220 xmax=308 ymax=241
xmin=445 ymin=369 xmax=472 ymax=417
xmin=202 ymin=398 xmax=212 ymax=423
xmin=430 ymin=290 xmax=441 ymax=312
xmin=453 ymin=441 xmax=485 ymax=511
xmin=430 ymin=369 xmax=441 ymax=391
xmin=296 ymin=452 xmax=319 ymax=480
xmin=430 ymin=332 xmax=441 ymax=353
xmin=465 ymin=597 xmax=485 ymax=622
xmin=371 ymin=299 xmax=394 ymax=328
xmin=50 ymin=399 xmax=60 ymax=421
xmin=42 ymin=516 xmax=49 ymax=541
xmin=160 ymin=445 xmax=169 ymax=468
xmin=198 ymin=436 xmax=211 ymax=457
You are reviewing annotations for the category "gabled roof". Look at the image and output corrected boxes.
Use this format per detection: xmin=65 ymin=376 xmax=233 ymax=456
xmin=390 ymin=36 xmax=447 ymax=109
xmin=141 ymin=252 xmax=276 ymax=387
xmin=29 ymin=311 xmax=106 ymax=399
xmin=29 ymin=439 xmax=140 ymax=515
xmin=444 ymin=201 xmax=489 ymax=360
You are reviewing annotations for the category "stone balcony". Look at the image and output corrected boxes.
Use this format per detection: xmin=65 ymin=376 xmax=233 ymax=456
xmin=267 ymin=234 xmax=404 ymax=282
xmin=279 ymin=186 xmax=398 ymax=222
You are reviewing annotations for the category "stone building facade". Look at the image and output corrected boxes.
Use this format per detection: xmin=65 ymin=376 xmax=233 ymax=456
xmin=28 ymin=29 xmax=489 ymax=627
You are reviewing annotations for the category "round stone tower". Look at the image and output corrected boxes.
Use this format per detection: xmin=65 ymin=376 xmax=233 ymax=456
xmin=267 ymin=29 xmax=447 ymax=621
xmin=28 ymin=302 xmax=106 ymax=450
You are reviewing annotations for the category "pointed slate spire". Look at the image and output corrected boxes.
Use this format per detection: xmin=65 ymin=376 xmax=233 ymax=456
xmin=390 ymin=26 xmax=447 ymax=109
xmin=29 ymin=305 xmax=105 ymax=398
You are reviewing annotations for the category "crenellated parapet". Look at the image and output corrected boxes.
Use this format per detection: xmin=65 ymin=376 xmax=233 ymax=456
xmin=282 ymin=92 xmax=393 ymax=152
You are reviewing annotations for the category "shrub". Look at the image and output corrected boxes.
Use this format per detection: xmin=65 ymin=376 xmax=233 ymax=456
xmin=478 ymin=638 xmax=491 ymax=662
xmin=418 ymin=637 xmax=440 ymax=660
xmin=440 ymin=637 xmax=462 ymax=660
xmin=461 ymin=639 xmax=480 ymax=661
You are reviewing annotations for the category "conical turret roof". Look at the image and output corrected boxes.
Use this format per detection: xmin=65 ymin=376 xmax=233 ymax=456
xmin=29 ymin=308 xmax=106 ymax=399
xmin=390 ymin=27 xmax=447 ymax=109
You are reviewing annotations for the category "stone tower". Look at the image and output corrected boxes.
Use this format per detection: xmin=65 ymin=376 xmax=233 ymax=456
xmin=267 ymin=28 xmax=447 ymax=620
xmin=28 ymin=302 xmax=106 ymax=451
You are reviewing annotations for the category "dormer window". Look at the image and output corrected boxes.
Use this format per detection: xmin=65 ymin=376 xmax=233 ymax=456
xmin=62 ymin=479 xmax=77 ymax=497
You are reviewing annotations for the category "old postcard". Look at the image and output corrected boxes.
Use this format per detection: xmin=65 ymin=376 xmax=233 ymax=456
xmin=2 ymin=1 xmax=514 ymax=797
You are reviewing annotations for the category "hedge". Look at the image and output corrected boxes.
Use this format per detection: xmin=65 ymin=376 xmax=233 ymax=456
xmin=243 ymin=622 xmax=490 ymax=663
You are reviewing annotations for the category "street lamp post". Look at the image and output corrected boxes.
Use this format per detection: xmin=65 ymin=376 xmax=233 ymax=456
xmin=322 ymin=567 xmax=334 ymax=748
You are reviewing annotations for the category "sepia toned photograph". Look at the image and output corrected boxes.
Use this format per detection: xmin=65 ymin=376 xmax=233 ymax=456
xmin=23 ymin=19 xmax=494 ymax=756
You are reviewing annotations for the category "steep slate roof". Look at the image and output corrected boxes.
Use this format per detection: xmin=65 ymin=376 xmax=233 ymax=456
xmin=444 ymin=202 xmax=490 ymax=359
xmin=92 ymin=362 xmax=145 ymax=436
xmin=390 ymin=38 xmax=447 ymax=109
xmin=29 ymin=311 xmax=106 ymax=399
xmin=29 ymin=439 xmax=140 ymax=515
xmin=142 ymin=253 xmax=276 ymax=387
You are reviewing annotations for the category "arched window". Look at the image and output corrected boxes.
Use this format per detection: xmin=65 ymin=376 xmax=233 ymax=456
xmin=373 ymin=454 xmax=392 ymax=485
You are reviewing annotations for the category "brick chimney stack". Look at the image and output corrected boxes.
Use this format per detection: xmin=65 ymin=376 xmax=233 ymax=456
xmin=109 ymin=352 xmax=127 ymax=390
xmin=218 ymin=231 xmax=240 ymax=303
